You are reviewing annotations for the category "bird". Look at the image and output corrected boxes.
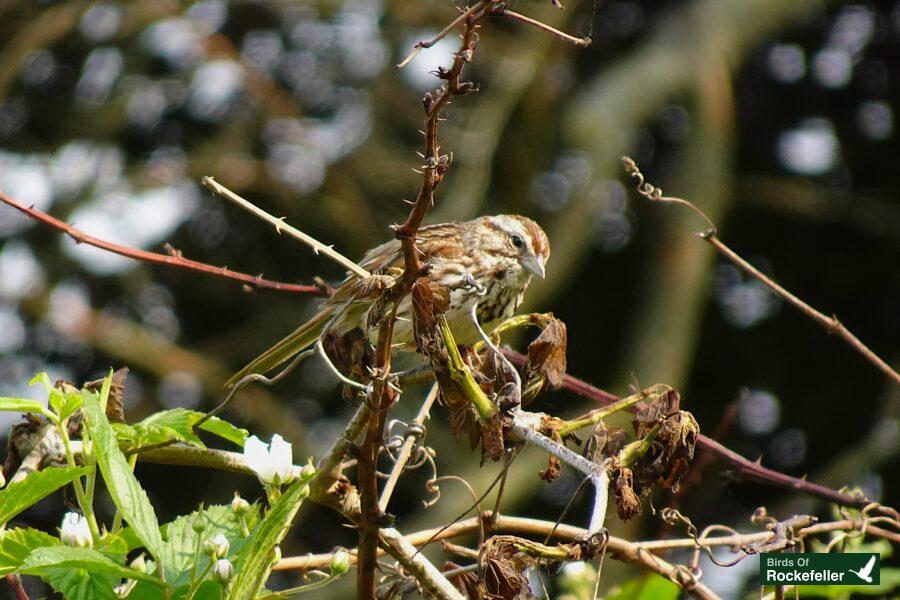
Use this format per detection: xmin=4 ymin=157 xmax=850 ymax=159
xmin=848 ymin=555 xmax=876 ymax=583
xmin=226 ymin=214 xmax=550 ymax=387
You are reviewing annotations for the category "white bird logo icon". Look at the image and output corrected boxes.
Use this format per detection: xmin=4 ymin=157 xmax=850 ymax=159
xmin=848 ymin=555 xmax=876 ymax=583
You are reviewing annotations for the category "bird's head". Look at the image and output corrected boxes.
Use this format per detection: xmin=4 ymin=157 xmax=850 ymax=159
xmin=482 ymin=214 xmax=550 ymax=279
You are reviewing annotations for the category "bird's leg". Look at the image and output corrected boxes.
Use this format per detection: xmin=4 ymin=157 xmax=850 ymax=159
xmin=470 ymin=302 xmax=522 ymax=402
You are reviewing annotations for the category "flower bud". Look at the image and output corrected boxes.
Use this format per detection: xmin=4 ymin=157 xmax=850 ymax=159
xmin=212 ymin=558 xmax=234 ymax=585
xmin=231 ymin=493 xmax=250 ymax=517
xmin=300 ymin=461 xmax=316 ymax=480
xmin=129 ymin=554 xmax=147 ymax=573
xmin=203 ymin=534 xmax=230 ymax=559
xmin=191 ymin=513 xmax=206 ymax=534
xmin=270 ymin=545 xmax=281 ymax=565
xmin=330 ymin=548 xmax=350 ymax=575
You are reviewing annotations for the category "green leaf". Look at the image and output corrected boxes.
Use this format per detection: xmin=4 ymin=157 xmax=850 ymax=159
xmin=137 ymin=409 xmax=248 ymax=449
xmin=138 ymin=409 xmax=204 ymax=446
xmin=54 ymin=391 xmax=85 ymax=423
xmin=44 ymin=567 xmax=119 ymax=600
xmin=228 ymin=480 xmax=310 ymax=599
xmin=20 ymin=546 xmax=163 ymax=586
xmin=0 ymin=528 xmax=60 ymax=575
xmin=0 ymin=466 xmax=90 ymax=525
xmin=0 ymin=397 xmax=53 ymax=419
xmin=197 ymin=417 xmax=248 ymax=448
xmin=159 ymin=503 xmax=260 ymax=586
xmin=83 ymin=378 xmax=164 ymax=562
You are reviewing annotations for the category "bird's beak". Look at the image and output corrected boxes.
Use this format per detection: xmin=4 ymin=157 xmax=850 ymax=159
xmin=520 ymin=255 xmax=546 ymax=279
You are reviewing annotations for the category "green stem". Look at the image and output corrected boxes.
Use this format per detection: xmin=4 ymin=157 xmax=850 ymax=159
xmin=439 ymin=317 xmax=497 ymax=421
xmin=184 ymin=560 xmax=214 ymax=600
xmin=56 ymin=418 xmax=101 ymax=544
xmin=557 ymin=389 xmax=657 ymax=437
xmin=276 ymin=574 xmax=339 ymax=597
xmin=619 ymin=423 xmax=663 ymax=468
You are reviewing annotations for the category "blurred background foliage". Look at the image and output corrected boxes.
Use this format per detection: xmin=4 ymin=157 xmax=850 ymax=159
xmin=0 ymin=0 xmax=898 ymax=597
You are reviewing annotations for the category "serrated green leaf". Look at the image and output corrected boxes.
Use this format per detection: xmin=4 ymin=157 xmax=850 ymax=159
xmin=55 ymin=391 xmax=85 ymax=423
xmin=83 ymin=378 xmax=163 ymax=562
xmin=0 ymin=397 xmax=54 ymax=419
xmin=160 ymin=503 xmax=260 ymax=586
xmin=125 ymin=581 xmax=165 ymax=600
xmin=136 ymin=409 xmax=248 ymax=449
xmin=227 ymin=480 xmax=309 ymax=599
xmin=20 ymin=546 xmax=164 ymax=586
xmin=197 ymin=417 xmax=247 ymax=448
xmin=0 ymin=466 xmax=90 ymax=525
xmin=45 ymin=567 xmax=119 ymax=600
xmin=0 ymin=528 xmax=60 ymax=575
xmin=138 ymin=409 xmax=204 ymax=447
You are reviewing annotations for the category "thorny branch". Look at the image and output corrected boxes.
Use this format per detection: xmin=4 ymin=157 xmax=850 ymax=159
xmin=0 ymin=189 xmax=326 ymax=296
xmin=623 ymin=156 xmax=900 ymax=387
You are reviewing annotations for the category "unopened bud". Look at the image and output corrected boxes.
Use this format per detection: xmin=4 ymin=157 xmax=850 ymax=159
xmin=191 ymin=513 xmax=206 ymax=534
xmin=212 ymin=558 xmax=234 ymax=585
xmin=203 ymin=534 xmax=230 ymax=559
xmin=231 ymin=493 xmax=250 ymax=517
xmin=330 ymin=548 xmax=350 ymax=575
xmin=300 ymin=461 xmax=316 ymax=480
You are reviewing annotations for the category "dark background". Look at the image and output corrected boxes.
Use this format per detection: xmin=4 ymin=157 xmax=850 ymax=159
xmin=0 ymin=0 xmax=897 ymax=597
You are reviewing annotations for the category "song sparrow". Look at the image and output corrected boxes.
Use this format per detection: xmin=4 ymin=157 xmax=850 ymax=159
xmin=227 ymin=214 xmax=550 ymax=386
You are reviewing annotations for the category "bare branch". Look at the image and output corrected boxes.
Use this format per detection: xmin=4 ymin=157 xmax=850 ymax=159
xmin=0 ymin=189 xmax=326 ymax=296
xmin=623 ymin=157 xmax=900 ymax=387
xmin=202 ymin=176 xmax=370 ymax=278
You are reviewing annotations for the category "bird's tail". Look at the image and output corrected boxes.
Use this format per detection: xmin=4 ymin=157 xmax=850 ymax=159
xmin=225 ymin=308 xmax=334 ymax=388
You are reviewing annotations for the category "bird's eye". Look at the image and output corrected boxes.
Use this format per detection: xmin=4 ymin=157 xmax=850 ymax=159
xmin=511 ymin=235 xmax=524 ymax=249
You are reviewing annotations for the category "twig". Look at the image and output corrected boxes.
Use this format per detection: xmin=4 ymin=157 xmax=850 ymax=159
xmin=5 ymin=575 xmax=29 ymax=600
xmin=379 ymin=383 xmax=440 ymax=511
xmin=379 ymin=528 xmax=465 ymax=600
xmin=396 ymin=3 xmax=484 ymax=68
xmin=276 ymin=513 xmax=899 ymax=570
xmin=502 ymin=349 xmax=871 ymax=508
xmin=623 ymin=157 xmax=900 ymax=387
xmin=0 ymin=189 xmax=325 ymax=296
xmin=499 ymin=8 xmax=591 ymax=47
xmin=201 ymin=177 xmax=370 ymax=278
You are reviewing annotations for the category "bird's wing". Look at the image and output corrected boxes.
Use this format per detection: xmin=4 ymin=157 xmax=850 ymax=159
xmin=861 ymin=555 xmax=876 ymax=576
xmin=225 ymin=308 xmax=334 ymax=388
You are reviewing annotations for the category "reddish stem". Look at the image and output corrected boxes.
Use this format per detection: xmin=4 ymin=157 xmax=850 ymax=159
xmin=502 ymin=349 xmax=867 ymax=508
xmin=0 ymin=190 xmax=326 ymax=296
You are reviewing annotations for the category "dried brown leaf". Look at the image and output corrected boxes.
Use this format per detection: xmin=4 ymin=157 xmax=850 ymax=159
xmin=611 ymin=467 xmax=642 ymax=520
xmin=85 ymin=367 xmax=129 ymax=423
xmin=522 ymin=318 xmax=567 ymax=402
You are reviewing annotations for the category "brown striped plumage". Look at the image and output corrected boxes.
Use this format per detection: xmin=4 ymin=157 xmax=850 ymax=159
xmin=227 ymin=215 xmax=550 ymax=386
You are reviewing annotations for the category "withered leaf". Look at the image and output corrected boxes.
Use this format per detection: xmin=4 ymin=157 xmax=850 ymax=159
xmin=522 ymin=318 xmax=567 ymax=402
xmin=631 ymin=407 xmax=700 ymax=492
xmin=632 ymin=387 xmax=681 ymax=438
xmin=611 ymin=467 xmax=642 ymax=520
xmin=479 ymin=537 xmax=537 ymax=600
xmin=585 ymin=421 xmax=628 ymax=463
xmin=85 ymin=368 xmax=129 ymax=423
xmin=539 ymin=455 xmax=561 ymax=482
xmin=445 ymin=561 xmax=480 ymax=600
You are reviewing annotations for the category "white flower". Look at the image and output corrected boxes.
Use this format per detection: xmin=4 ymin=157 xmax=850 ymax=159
xmin=212 ymin=558 xmax=234 ymax=584
xmin=202 ymin=533 xmax=230 ymax=558
xmin=60 ymin=512 xmax=92 ymax=548
xmin=243 ymin=434 xmax=294 ymax=485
